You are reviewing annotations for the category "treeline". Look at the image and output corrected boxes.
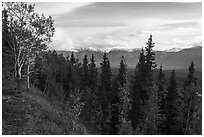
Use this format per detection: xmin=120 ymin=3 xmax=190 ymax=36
xmin=2 ymin=3 xmax=201 ymax=135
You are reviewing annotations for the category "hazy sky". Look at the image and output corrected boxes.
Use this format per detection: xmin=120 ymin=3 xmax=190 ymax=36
xmin=34 ymin=2 xmax=202 ymax=51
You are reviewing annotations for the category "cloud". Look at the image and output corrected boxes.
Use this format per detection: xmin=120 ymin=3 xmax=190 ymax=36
xmin=48 ymin=27 xmax=77 ymax=50
xmin=49 ymin=38 xmax=75 ymax=51
xmin=34 ymin=2 xmax=94 ymax=16
xmin=42 ymin=2 xmax=201 ymax=51
xmin=159 ymin=20 xmax=201 ymax=29
xmin=49 ymin=18 xmax=202 ymax=51
xmin=55 ymin=20 xmax=127 ymax=28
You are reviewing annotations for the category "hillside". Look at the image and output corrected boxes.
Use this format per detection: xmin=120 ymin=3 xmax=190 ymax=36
xmin=57 ymin=46 xmax=202 ymax=70
xmin=2 ymin=84 xmax=87 ymax=135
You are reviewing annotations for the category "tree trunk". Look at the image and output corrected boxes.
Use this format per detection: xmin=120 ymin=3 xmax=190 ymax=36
xmin=27 ymin=57 xmax=30 ymax=92
xmin=17 ymin=63 xmax=23 ymax=91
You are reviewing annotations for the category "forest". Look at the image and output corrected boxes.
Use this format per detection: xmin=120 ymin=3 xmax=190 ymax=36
xmin=2 ymin=2 xmax=202 ymax=135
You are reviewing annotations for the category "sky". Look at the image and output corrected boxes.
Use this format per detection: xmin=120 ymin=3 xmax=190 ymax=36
xmin=33 ymin=2 xmax=202 ymax=51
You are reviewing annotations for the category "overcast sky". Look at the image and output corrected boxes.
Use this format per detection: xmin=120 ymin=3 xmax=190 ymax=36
xmin=33 ymin=2 xmax=202 ymax=51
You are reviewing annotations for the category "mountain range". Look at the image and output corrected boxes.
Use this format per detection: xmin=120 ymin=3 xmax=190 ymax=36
xmin=57 ymin=46 xmax=202 ymax=70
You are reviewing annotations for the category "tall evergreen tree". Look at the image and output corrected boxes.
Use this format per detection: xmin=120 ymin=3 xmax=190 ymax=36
xmin=109 ymin=56 xmax=128 ymax=134
xmin=88 ymin=54 xmax=98 ymax=90
xmin=130 ymin=48 xmax=148 ymax=129
xmin=118 ymin=85 xmax=133 ymax=135
xmin=135 ymin=47 xmax=149 ymax=102
xmin=100 ymin=53 xmax=112 ymax=92
xmin=145 ymin=35 xmax=157 ymax=81
xmin=80 ymin=55 xmax=93 ymax=126
xmin=136 ymin=85 xmax=162 ymax=135
xmin=80 ymin=54 xmax=101 ymax=132
xmin=181 ymin=62 xmax=200 ymax=134
xmin=165 ymin=69 xmax=179 ymax=134
xmin=131 ymin=35 xmax=158 ymax=132
xmin=109 ymin=78 xmax=120 ymax=134
xmin=80 ymin=55 xmax=89 ymax=91
xmin=181 ymin=84 xmax=202 ymax=135
xmin=85 ymin=54 xmax=99 ymax=127
xmin=65 ymin=62 xmax=73 ymax=99
xmin=100 ymin=52 xmax=112 ymax=134
xmin=185 ymin=61 xmax=197 ymax=87
xmin=32 ymin=52 xmax=47 ymax=91
xmin=63 ymin=54 xmax=79 ymax=100
xmin=70 ymin=52 xmax=76 ymax=66
xmin=118 ymin=56 xmax=127 ymax=87
xmin=137 ymin=47 xmax=148 ymax=83
xmin=138 ymin=48 xmax=146 ymax=73
xmin=157 ymin=65 xmax=166 ymax=134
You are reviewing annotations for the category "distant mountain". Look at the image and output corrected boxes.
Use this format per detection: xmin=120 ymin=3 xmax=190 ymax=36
xmin=57 ymin=46 xmax=202 ymax=70
xmin=156 ymin=46 xmax=202 ymax=70
xmin=164 ymin=47 xmax=183 ymax=52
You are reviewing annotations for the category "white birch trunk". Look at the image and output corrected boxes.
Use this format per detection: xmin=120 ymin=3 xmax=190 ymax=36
xmin=27 ymin=56 xmax=30 ymax=91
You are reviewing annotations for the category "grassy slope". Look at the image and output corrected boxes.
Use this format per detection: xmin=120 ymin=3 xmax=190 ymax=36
xmin=2 ymin=84 xmax=87 ymax=135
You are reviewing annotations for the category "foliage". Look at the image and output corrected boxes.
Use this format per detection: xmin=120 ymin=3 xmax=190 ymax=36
xmin=180 ymin=84 xmax=202 ymax=134
xmin=145 ymin=34 xmax=157 ymax=80
xmin=136 ymin=85 xmax=164 ymax=135
xmin=118 ymin=56 xmax=127 ymax=87
xmin=80 ymin=55 xmax=89 ymax=100
xmin=88 ymin=54 xmax=98 ymax=90
xmin=165 ymin=69 xmax=180 ymax=134
xmin=99 ymin=53 xmax=113 ymax=134
xmin=2 ymin=2 xmax=55 ymax=91
xmin=184 ymin=61 xmax=197 ymax=87
xmin=157 ymin=65 xmax=167 ymax=133
xmin=180 ymin=62 xmax=201 ymax=135
xmin=118 ymin=86 xmax=133 ymax=135
xmin=100 ymin=53 xmax=112 ymax=92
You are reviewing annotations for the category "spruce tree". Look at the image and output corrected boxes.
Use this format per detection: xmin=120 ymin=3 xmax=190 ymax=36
xmin=157 ymin=65 xmax=166 ymax=134
xmin=118 ymin=85 xmax=133 ymax=135
xmin=165 ymin=69 xmax=179 ymax=134
xmin=136 ymin=85 xmax=161 ymax=135
xmin=87 ymin=54 xmax=99 ymax=129
xmin=70 ymin=52 xmax=76 ymax=66
xmin=145 ymin=35 xmax=157 ymax=81
xmin=100 ymin=53 xmax=112 ymax=92
xmin=130 ymin=48 xmax=148 ymax=129
xmin=137 ymin=47 xmax=148 ymax=83
xmin=134 ymin=68 xmax=163 ymax=135
xmin=63 ymin=59 xmax=74 ymax=100
xmin=100 ymin=52 xmax=112 ymax=134
xmin=181 ymin=84 xmax=202 ymax=134
xmin=67 ymin=63 xmax=73 ymax=97
xmin=130 ymin=35 xmax=158 ymax=132
xmin=80 ymin=55 xmax=89 ymax=91
xmin=88 ymin=54 xmax=98 ymax=90
xmin=136 ymin=47 xmax=149 ymax=102
xmin=138 ymin=48 xmax=146 ymax=73
xmin=80 ymin=55 xmax=94 ymax=126
xmin=185 ymin=61 xmax=197 ymax=87
xmin=118 ymin=56 xmax=127 ymax=87
xmin=109 ymin=56 xmax=128 ymax=134
xmin=109 ymin=78 xmax=120 ymax=134
xmin=181 ymin=62 xmax=200 ymax=134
